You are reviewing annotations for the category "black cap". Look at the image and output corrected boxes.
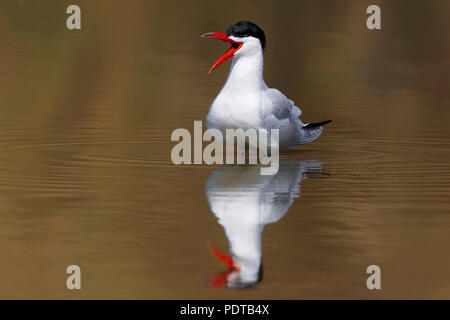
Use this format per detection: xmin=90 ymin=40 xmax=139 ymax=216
xmin=226 ymin=21 xmax=266 ymax=50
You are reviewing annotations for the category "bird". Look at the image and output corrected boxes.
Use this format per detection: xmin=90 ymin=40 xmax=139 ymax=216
xmin=206 ymin=160 xmax=323 ymax=288
xmin=202 ymin=21 xmax=331 ymax=150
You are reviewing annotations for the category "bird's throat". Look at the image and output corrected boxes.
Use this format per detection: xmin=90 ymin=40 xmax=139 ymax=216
xmin=224 ymin=53 xmax=264 ymax=93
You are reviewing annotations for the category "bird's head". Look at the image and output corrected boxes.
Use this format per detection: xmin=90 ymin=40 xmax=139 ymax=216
xmin=202 ymin=21 xmax=266 ymax=73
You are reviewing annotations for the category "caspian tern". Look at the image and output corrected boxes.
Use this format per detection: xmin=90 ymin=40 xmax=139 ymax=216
xmin=202 ymin=21 xmax=331 ymax=149
xmin=206 ymin=160 xmax=323 ymax=288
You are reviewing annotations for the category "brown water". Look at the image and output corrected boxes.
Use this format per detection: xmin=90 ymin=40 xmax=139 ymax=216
xmin=0 ymin=0 xmax=449 ymax=299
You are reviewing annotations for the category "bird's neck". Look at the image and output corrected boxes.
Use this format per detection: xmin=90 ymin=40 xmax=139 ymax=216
xmin=223 ymin=52 xmax=264 ymax=92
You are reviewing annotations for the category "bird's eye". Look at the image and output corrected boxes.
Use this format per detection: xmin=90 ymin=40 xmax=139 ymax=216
xmin=231 ymin=43 xmax=240 ymax=49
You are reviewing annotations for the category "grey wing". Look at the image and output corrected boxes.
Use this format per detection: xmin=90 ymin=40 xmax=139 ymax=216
xmin=261 ymin=87 xmax=304 ymax=148
xmin=261 ymin=87 xmax=301 ymax=121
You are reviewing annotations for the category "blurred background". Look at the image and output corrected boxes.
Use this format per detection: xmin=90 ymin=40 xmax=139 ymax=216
xmin=0 ymin=0 xmax=448 ymax=299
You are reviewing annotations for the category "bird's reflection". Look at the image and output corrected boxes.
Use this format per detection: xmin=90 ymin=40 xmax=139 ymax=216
xmin=206 ymin=160 xmax=323 ymax=289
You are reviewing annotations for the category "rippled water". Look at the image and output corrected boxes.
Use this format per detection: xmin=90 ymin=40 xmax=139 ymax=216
xmin=0 ymin=1 xmax=449 ymax=299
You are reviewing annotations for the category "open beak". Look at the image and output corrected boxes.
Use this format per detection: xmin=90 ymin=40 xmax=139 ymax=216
xmin=201 ymin=32 xmax=243 ymax=73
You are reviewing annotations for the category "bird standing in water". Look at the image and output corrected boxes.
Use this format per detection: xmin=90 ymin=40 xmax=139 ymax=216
xmin=202 ymin=21 xmax=331 ymax=149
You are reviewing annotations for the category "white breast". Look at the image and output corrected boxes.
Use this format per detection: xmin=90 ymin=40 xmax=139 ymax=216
xmin=206 ymin=47 xmax=265 ymax=131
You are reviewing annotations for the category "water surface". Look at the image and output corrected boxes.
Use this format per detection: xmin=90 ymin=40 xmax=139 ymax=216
xmin=0 ymin=0 xmax=449 ymax=299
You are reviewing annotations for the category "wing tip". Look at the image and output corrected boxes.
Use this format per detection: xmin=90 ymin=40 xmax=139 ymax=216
xmin=303 ymin=120 xmax=332 ymax=129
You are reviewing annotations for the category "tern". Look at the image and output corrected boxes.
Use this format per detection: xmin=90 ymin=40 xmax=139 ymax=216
xmin=202 ymin=21 xmax=331 ymax=149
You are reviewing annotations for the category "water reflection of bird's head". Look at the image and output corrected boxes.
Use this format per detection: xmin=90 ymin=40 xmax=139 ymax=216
xmin=206 ymin=160 xmax=323 ymax=289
